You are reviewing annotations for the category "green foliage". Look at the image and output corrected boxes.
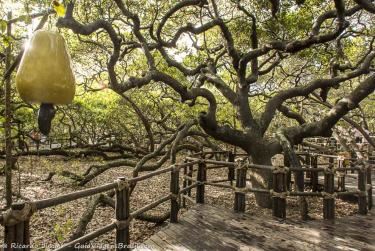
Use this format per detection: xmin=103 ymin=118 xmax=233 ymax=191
xmin=53 ymin=218 xmax=73 ymax=243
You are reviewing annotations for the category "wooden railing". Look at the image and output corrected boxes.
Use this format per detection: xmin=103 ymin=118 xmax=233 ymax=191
xmin=0 ymin=160 xmax=200 ymax=250
xmin=1 ymin=150 xmax=373 ymax=250
xmin=183 ymin=151 xmax=373 ymax=219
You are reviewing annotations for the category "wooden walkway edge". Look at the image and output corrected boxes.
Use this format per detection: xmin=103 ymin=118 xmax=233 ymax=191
xmin=135 ymin=204 xmax=375 ymax=251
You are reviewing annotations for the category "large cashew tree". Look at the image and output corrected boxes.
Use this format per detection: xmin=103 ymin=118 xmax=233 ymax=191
xmin=48 ymin=0 xmax=375 ymax=207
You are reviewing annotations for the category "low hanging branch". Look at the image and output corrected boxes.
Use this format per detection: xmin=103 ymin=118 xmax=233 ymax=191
xmin=43 ymin=121 xmax=202 ymax=186
xmin=12 ymin=148 xmax=133 ymax=161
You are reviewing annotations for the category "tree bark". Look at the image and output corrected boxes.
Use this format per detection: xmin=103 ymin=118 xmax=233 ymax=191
xmin=249 ymin=150 xmax=273 ymax=208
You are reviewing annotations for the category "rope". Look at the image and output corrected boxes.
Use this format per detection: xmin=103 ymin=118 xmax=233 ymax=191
xmin=357 ymin=190 xmax=368 ymax=197
xmin=196 ymin=181 xmax=205 ymax=186
xmin=1 ymin=202 xmax=37 ymax=227
xmin=233 ymin=187 xmax=247 ymax=194
xmin=172 ymin=164 xmax=180 ymax=172
xmin=367 ymin=184 xmax=372 ymax=191
xmin=113 ymin=216 xmax=133 ymax=230
xmin=171 ymin=193 xmax=179 ymax=200
xmin=272 ymin=166 xmax=289 ymax=174
xmin=269 ymin=189 xmax=288 ymax=199
xmin=359 ymin=164 xmax=368 ymax=172
xmin=116 ymin=179 xmax=129 ymax=191
xmin=336 ymin=171 xmax=346 ymax=178
xmin=321 ymin=192 xmax=336 ymax=199
xmin=323 ymin=167 xmax=335 ymax=174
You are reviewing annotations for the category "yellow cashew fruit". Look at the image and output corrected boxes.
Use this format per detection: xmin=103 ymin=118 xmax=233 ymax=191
xmin=16 ymin=30 xmax=75 ymax=104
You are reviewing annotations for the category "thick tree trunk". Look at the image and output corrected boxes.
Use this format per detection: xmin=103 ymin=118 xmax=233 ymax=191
xmin=249 ymin=152 xmax=273 ymax=208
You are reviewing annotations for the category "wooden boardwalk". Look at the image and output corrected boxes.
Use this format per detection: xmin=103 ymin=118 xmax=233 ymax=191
xmin=136 ymin=204 xmax=375 ymax=251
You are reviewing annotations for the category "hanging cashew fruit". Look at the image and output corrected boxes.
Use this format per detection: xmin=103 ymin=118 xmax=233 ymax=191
xmin=16 ymin=30 xmax=75 ymax=135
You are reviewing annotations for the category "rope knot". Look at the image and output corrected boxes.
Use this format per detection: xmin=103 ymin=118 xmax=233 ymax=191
xmin=113 ymin=216 xmax=133 ymax=230
xmin=116 ymin=179 xmax=129 ymax=191
xmin=270 ymin=189 xmax=287 ymax=199
xmin=321 ymin=192 xmax=336 ymax=199
xmin=234 ymin=186 xmax=247 ymax=194
xmin=323 ymin=167 xmax=335 ymax=174
xmin=171 ymin=193 xmax=179 ymax=200
xmin=172 ymin=164 xmax=181 ymax=172
xmin=357 ymin=190 xmax=367 ymax=197
xmin=272 ymin=166 xmax=288 ymax=174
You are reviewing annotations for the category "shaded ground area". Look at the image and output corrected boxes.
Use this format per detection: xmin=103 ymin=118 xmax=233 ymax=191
xmin=137 ymin=204 xmax=375 ymax=251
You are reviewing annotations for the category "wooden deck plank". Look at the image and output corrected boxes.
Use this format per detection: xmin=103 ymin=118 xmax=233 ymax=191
xmin=186 ymin=206 xmax=329 ymax=251
xmin=179 ymin=215 xmax=239 ymax=250
xmin=212 ymin=208 xmax=373 ymax=249
xmin=161 ymin=225 xmax=203 ymax=250
xmin=136 ymin=204 xmax=375 ymax=251
xmin=142 ymin=239 xmax=163 ymax=251
xmin=200 ymin=205 xmax=375 ymax=250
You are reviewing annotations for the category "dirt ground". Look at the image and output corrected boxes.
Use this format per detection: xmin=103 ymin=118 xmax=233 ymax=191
xmin=0 ymin=155 xmax=359 ymax=250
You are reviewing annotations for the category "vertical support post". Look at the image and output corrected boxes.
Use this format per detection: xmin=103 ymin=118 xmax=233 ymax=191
xmin=23 ymin=219 xmax=31 ymax=251
xmin=115 ymin=177 xmax=130 ymax=251
xmin=4 ymin=226 xmax=15 ymax=251
xmin=284 ymin=154 xmax=291 ymax=191
xmin=350 ymin=151 xmax=356 ymax=174
xmin=272 ymin=167 xmax=286 ymax=218
xmin=311 ymin=155 xmax=319 ymax=192
xmin=14 ymin=221 xmax=25 ymax=251
xmin=367 ymin=156 xmax=374 ymax=209
xmin=358 ymin=165 xmax=368 ymax=215
xmin=187 ymin=163 xmax=193 ymax=197
xmin=337 ymin=157 xmax=346 ymax=192
xmin=4 ymin=202 xmax=32 ymax=251
xmin=182 ymin=161 xmax=188 ymax=208
xmin=170 ymin=165 xmax=180 ymax=223
xmin=294 ymin=159 xmax=308 ymax=220
xmin=227 ymin=151 xmax=235 ymax=185
xmin=196 ymin=156 xmax=206 ymax=204
xmin=323 ymin=157 xmax=335 ymax=219
xmin=305 ymin=153 xmax=311 ymax=179
xmin=234 ymin=164 xmax=247 ymax=212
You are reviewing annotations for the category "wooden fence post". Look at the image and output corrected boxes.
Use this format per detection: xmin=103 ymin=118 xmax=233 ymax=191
xmin=350 ymin=151 xmax=356 ymax=174
xmin=311 ymin=155 xmax=319 ymax=192
xmin=337 ymin=157 xmax=346 ymax=192
xmin=227 ymin=151 xmax=235 ymax=185
xmin=293 ymin=158 xmax=308 ymax=220
xmin=323 ymin=157 xmax=335 ymax=219
xmin=196 ymin=156 xmax=206 ymax=204
xmin=3 ymin=202 xmax=32 ymax=251
xmin=4 ymin=225 xmax=16 ymax=251
xmin=170 ymin=165 xmax=180 ymax=223
xmin=368 ymin=156 xmax=374 ymax=210
xmin=272 ymin=167 xmax=286 ymax=219
xmin=283 ymin=154 xmax=291 ymax=191
xmin=358 ymin=165 xmax=368 ymax=215
xmin=115 ymin=177 xmax=130 ymax=251
xmin=234 ymin=163 xmax=247 ymax=212
xmin=305 ymin=153 xmax=311 ymax=179
xmin=187 ymin=163 xmax=193 ymax=198
xmin=23 ymin=219 xmax=30 ymax=251
xmin=182 ymin=161 xmax=188 ymax=209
